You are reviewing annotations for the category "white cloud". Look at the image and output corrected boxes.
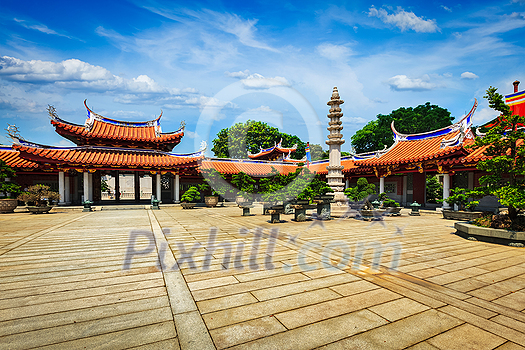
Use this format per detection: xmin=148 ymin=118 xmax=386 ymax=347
xmin=241 ymin=73 xmax=290 ymax=89
xmin=184 ymin=96 xmax=235 ymax=112
xmin=0 ymin=56 xmax=209 ymax=108
xmin=461 ymin=71 xmax=479 ymax=80
xmin=316 ymin=43 xmax=353 ymax=62
xmin=13 ymin=18 xmax=73 ymax=39
xmin=212 ymin=12 xmax=279 ymax=53
xmin=441 ymin=5 xmax=452 ymax=13
xmin=368 ymin=7 xmax=440 ymax=33
xmin=184 ymin=130 xmax=200 ymax=139
xmin=387 ymin=74 xmax=436 ymax=91
xmin=225 ymin=70 xmax=250 ymax=79
xmin=136 ymin=5 xmax=278 ymax=52
xmin=0 ymin=56 xmax=113 ymax=83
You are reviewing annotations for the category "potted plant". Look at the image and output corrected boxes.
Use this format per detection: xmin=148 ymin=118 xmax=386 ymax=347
xmin=180 ymin=186 xmax=200 ymax=209
xmin=18 ymin=184 xmax=60 ymax=214
xmin=344 ymin=177 xmax=376 ymax=216
xmin=0 ymin=160 xmax=22 ymax=213
xmin=199 ymin=169 xmax=227 ymax=207
xmin=439 ymin=187 xmax=484 ymax=220
xmin=379 ymin=193 xmax=402 ymax=216
xmin=344 ymin=177 xmax=376 ymax=203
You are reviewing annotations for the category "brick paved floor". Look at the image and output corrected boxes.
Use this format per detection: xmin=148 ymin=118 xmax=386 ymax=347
xmin=0 ymin=206 xmax=524 ymax=349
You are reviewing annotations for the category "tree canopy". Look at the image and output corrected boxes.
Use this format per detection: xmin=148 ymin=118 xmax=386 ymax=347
xmin=211 ymin=120 xmax=306 ymax=159
xmin=351 ymin=102 xmax=454 ymax=154
xmin=470 ymin=86 xmax=525 ymax=221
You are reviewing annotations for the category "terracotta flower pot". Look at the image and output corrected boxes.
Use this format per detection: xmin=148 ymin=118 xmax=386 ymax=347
xmin=181 ymin=203 xmax=196 ymax=209
xmin=0 ymin=198 xmax=18 ymax=213
xmin=205 ymin=196 xmax=219 ymax=207
xmin=27 ymin=206 xmax=52 ymax=214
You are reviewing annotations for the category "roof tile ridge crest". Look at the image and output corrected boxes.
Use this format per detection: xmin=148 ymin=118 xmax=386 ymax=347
xmin=84 ymin=99 xmax=163 ymax=128
xmin=391 ymin=99 xmax=478 ymax=141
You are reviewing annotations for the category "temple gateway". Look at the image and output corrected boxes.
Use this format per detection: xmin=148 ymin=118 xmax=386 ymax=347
xmin=1 ymin=82 xmax=523 ymax=210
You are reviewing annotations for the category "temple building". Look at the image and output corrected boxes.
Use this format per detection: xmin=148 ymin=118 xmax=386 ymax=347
xmin=1 ymin=81 xmax=523 ymax=210
xmin=1 ymin=101 xmax=205 ymax=205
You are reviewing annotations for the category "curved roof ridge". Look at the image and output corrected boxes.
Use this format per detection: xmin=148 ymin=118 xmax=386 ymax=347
xmin=390 ymin=99 xmax=477 ymax=142
xmin=84 ymin=99 xmax=162 ymax=127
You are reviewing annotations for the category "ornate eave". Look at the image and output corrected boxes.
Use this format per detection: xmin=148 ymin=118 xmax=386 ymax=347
xmin=50 ymin=100 xmax=185 ymax=151
xmin=247 ymin=139 xmax=297 ymax=161
xmin=9 ymin=136 xmax=203 ymax=171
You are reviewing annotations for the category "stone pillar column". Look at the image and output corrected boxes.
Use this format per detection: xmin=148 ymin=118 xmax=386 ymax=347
xmin=379 ymin=177 xmax=385 ymax=194
xmin=115 ymin=171 xmax=120 ymax=202
xmin=174 ymin=174 xmax=180 ymax=203
xmin=156 ymin=173 xmax=162 ymax=202
xmin=65 ymin=174 xmax=70 ymax=204
xmin=134 ymin=172 xmax=140 ymax=202
xmin=345 ymin=178 xmax=349 ymax=189
xmin=468 ymin=171 xmax=474 ymax=190
xmin=443 ymin=173 xmax=451 ymax=209
xmin=402 ymin=175 xmax=407 ymax=206
xmin=88 ymin=173 xmax=93 ymax=201
xmin=58 ymin=171 xmax=65 ymax=205
xmin=326 ymin=87 xmax=349 ymax=217
xmin=83 ymin=172 xmax=89 ymax=203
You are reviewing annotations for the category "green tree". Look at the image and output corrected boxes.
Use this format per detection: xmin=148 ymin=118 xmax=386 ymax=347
xmin=0 ymin=160 xmax=21 ymax=198
xmin=470 ymin=87 xmax=525 ymax=220
xmin=101 ymin=178 xmax=110 ymax=194
xmin=211 ymin=120 xmax=306 ymax=159
xmin=344 ymin=177 xmax=376 ymax=201
xmin=351 ymin=103 xmax=454 ymax=153
xmin=309 ymin=144 xmax=324 ymax=161
xmin=180 ymin=186 xmax=201 ymax=203
xmin=426 ymin=175 xmax=443 ymax=203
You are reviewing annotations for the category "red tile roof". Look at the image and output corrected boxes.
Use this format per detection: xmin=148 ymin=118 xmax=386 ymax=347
xmin=354 ymin=130 xmax=467 ymax=167
xmin=50 ymin=100 xmax=184 ymax=151
xmin=51 ymin=119 xmax=183 ymax=149
xmin=248 ymin=143 xmax=297 ymax=160
xmin=199 ymin=159 xmax=299 ymax=176
xmin=0 ymin=147 xmax=39 ymax=168
xmin=12 ymin=144 xmax=199 ymax=170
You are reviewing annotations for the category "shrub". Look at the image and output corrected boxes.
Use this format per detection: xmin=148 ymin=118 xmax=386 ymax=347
xmin=181 ymin=186 xmax=201 ymax=203
xmin=18 ymin=184 xmax=60 ymax=206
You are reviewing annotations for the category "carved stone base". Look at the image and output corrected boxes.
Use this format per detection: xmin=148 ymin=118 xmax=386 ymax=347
xmin=330 ymin=202 xmax=350 ymax=218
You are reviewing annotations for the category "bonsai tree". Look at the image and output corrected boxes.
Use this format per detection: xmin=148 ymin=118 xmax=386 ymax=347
xmin=180 ymin=186 xmax=201 ymax=203
xmin=438 ymin=187 xmax=480 ymax=211
xmin=18 ymin=184 xmax=60 ymax=207
xmin=378 ymin=193 xmax=400 ymax=207
xmin=344 ymin=177 xmax=376 ymax=201
xmin=469 ymin=86 xmax=525 ymax=221
xmin=0 ymin=160 xmax=21 ymax=199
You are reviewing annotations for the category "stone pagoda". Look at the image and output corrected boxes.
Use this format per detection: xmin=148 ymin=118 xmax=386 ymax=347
xmin=326 ymin=87 xmax=348 ymax=217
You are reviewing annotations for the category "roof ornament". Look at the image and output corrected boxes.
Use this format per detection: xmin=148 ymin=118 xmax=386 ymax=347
xmin=5 ymin=124 xmax=23 ymax=140
xmin=199 ymin=140 xmax=208 ymax=152
xmin=180 ymin=120 xmax=186 ymax=131
xmin=47 ymin=105 xmax=59 ymax=121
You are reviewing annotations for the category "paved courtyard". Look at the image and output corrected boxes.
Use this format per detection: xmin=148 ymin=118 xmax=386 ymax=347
xmin=1 ymin=206 xmax=525 ymax=349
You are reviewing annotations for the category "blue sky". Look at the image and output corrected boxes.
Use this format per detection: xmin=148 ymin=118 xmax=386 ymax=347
xmin=1 ymin=0 xmax=524 ymax=155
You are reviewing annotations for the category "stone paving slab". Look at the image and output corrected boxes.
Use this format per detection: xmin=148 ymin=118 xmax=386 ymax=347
xmin=0 ymin=207 xmax=524 ymax=349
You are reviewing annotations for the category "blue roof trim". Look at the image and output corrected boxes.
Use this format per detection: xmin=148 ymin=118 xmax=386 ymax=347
xmin=505 ymin=90 xmax=525 ymax=99
xmin=393 ymin=99 xmax=477 ymax=142
xmin=405 ymin=127 xmax=451 ymax=141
